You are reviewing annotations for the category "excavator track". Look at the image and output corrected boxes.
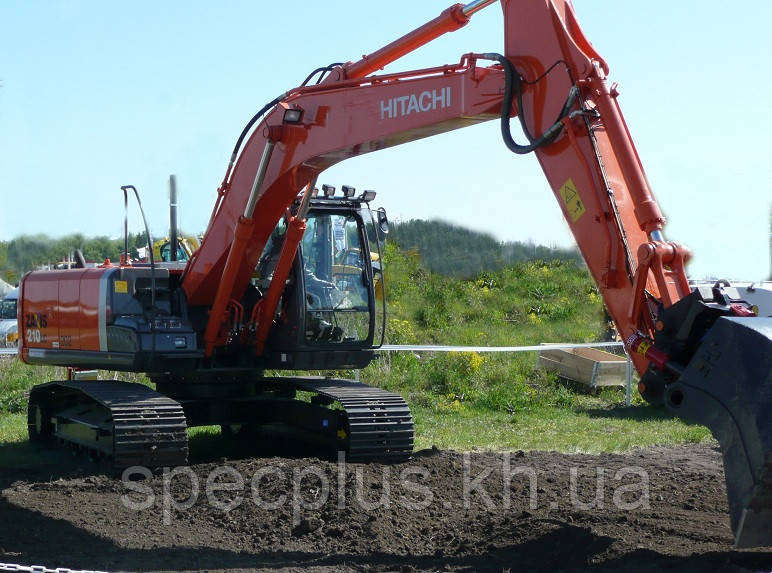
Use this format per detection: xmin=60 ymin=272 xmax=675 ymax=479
xmin=290 ymin=377 xmax=414 ymax=462
xmin=28 ymin=380 xmax=188 ymax=468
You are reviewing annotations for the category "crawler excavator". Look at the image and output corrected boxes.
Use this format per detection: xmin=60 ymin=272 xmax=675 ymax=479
xmin=15 ymin=0 xmax=770 ymax=547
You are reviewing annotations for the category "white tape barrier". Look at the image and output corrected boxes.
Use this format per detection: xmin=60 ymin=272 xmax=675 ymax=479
xmin=379 ymin=341 xmax=624 ymax=353
xmin=0 ymin=563 xmax=107 ymax=573
xmin=378 ymin=341 xmax=634 ymax=407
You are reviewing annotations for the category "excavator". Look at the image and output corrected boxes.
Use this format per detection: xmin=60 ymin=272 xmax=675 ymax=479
xmin=14 ymin=0 xmax=770 ymax=547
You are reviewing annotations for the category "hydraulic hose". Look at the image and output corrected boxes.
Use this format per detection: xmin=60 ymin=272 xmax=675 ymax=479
xmin=300 ymin=62 xmax=345 ymax=86
xmin=223 ymin=62 xmax=346 ymax=189
xmin=224 ymin=94 xmax=285 ymax=182
xmin=481 ymin=53 xmax=578 ymax=155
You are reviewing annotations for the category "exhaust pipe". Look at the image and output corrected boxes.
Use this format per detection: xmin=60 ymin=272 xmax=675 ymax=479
xmin=169 ymin=175 xmax=179 ymax=262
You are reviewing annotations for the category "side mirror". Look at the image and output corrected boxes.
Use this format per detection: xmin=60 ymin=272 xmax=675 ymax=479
xmin=376 ymin=207 xmax=389 ymax=235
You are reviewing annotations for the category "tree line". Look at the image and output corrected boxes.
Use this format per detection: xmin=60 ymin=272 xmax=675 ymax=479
xmin=0 ymin=232 xmax=154 ymax=285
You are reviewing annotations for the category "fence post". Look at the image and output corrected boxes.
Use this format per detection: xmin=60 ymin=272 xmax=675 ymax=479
xmin=625 ymin=351 xmax=632 ymax=407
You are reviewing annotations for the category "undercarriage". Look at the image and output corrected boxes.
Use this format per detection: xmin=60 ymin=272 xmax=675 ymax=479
xmin=27 ymin=373 xmax=414 ymax=467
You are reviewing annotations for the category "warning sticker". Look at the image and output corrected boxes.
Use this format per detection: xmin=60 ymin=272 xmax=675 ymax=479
xmin=114 ymin=280 xmax=128 ymax=294
xmin=558 ymin=178 xmax=586 ymax=223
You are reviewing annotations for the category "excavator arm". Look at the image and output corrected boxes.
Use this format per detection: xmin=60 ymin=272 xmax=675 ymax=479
xmin=179 ymin=0 xmax=770 ymax=546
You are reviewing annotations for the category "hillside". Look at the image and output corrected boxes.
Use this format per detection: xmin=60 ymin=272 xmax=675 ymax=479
xmin=389 ymin=218 xmax=582 ymax=278
xmin=381 ymin=241 xmax=603 ymax=346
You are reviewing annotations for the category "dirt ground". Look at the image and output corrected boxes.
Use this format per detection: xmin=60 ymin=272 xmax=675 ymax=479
xmin=0 ymin=443 xmax=770 ymax=573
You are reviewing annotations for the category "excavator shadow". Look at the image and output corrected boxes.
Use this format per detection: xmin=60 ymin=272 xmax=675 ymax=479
xmin=0 ymin=440 xmax=61 ymax=469
xmin=0 ymin=440 xmax=100 ymax=477
xmin=188 ymin=424 xmax=346 ymax=465
xmin=0 ymin=446 xmax=124 ymax=481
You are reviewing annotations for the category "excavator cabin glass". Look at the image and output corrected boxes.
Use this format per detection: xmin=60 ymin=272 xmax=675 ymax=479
xmin=159 ymin=242 xmax=189 ymax=262
xmin=301 ymin=212 xmax=371 ymax=344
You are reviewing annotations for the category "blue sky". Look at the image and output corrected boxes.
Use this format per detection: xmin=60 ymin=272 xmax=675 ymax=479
xmin=1 ymin=1 xmax=770 ymax=280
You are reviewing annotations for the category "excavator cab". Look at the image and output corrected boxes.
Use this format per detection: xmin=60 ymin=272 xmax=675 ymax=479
xmin=256 ymin=192 xmax=387 ymax=370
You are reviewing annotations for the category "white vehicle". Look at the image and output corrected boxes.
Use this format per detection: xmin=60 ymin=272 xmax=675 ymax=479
xmin=0 ymin=288 xmax=18 ymax=348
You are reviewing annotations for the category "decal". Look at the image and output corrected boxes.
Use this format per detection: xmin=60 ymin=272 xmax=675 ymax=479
xmin=558 ymin=178 xmax=586 ymax=223
xmin=25 ymin=312 xmax=47 ymax=328
xmin=25 ymin=328 xmax=46 ymax=344
xmin=380 ymin=87 xmax=451 ymax=120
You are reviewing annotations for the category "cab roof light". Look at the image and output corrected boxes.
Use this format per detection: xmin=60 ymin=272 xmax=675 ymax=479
xmin=359 ymin=190 xmax=376 ymax=202
xmin=322 ymin=184 xmax=336 ymax=198
xmin=283 ymin=108 xmax=303 ymax=124
xmin=342 ymin=185 xmax=356 ymax=198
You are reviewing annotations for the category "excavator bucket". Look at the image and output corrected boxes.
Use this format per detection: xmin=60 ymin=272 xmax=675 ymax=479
xmin=665 ymin=316 xmax=772 ymax=548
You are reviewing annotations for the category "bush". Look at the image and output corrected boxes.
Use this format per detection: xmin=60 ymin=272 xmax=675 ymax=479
xmin=0 ymin=361 xmax=63 ymax=415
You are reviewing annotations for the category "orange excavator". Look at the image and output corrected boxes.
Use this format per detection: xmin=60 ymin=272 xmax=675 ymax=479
xmin=16 ymin=0 xmax=770 ymax=547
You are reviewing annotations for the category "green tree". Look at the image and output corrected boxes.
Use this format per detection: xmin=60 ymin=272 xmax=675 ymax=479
xmin=7 ymin=234 xmax=52 ymax=275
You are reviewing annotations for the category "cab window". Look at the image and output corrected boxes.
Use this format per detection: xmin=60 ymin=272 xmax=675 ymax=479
xmin=301 ymin=213 xmax=370 ymax=344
